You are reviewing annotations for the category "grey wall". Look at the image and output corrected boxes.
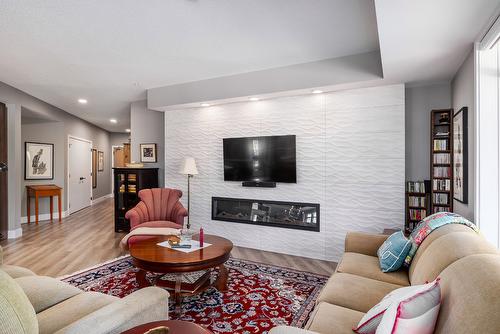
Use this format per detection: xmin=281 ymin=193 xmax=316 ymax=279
xmin=0 ymin=81 xmax=111 ymax=231
xmin=110 ymin=133 xmax=130 ymax=147
xmin=130 ymin=100 xmax=164 ymax=187
xmin=405 ymin=83 xmax=452 ymax=180
xmin=451 ymin=51 xmax=475 ymax=221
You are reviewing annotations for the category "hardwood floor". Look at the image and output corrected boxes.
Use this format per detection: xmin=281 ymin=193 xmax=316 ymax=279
xmin=1 ymin=198 xmax=336 ymax=277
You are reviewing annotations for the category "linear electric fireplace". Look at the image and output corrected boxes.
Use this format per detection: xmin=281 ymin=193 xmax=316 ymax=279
xmin=212 ymin=197 xmax=320 ymax=232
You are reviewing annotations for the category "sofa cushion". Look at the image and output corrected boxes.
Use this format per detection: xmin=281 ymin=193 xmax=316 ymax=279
xmin=317 ymin=273 xmax=402 ymax=313
xmin=337 ymin=252 xmax=409 ymax=286
xmin=305 ymin=302 xmax=364 ymax=334
xmin=410 ymin=231 xmax=498 ymax=285
xmin=434 ymin=254 xmax=500 ymax=334
xmin=0 ymin=269 xmax=38 ymax=334
xmin=1 ymin=264 xmax=36 ymax=278
xmin=37 ymin=291 xmax=117 ymax=334
xmin=408 ymin=223 xmax=474 ymax=280
xmin=377 ymin=231 xmax=412 ymax=272
xmin=15 ymin=276 xmax=83 ymax=313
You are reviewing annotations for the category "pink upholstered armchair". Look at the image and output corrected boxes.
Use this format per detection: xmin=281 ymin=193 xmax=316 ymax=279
xmin=125 ymin=188 xmax=188 ymax=231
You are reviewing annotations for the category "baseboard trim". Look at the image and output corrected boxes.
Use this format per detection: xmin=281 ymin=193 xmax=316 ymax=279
xmin=91 ymin=193 xmax=113 ymax=205
xmin=8 ymin=228 xmax=23 ymax=239
xmin=20 ymin=211 xmax=69 ymax=224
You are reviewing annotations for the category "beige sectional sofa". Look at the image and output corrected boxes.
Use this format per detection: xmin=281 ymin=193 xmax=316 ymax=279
xmin=0 ymin=246 xmax=169 ymax=334
xmin=271 ymin=224 xmax=500 ymax=334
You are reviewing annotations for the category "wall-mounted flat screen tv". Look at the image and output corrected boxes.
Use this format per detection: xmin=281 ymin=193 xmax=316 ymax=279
xmin=223 ymin=135 xmax=296 ymax=183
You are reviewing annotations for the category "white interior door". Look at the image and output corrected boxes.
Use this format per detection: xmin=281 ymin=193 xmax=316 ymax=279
xmin=68 ymin=137 xmax=92 ymax=214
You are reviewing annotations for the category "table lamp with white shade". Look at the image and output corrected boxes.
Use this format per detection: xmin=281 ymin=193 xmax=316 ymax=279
xmin=179 ymin=157 xmax=198 ymax=230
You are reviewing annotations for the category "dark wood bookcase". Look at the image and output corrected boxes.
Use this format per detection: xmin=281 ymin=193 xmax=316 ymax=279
xmin=113 ymin=167 xmax=158 ymax=232
xmin=430 ymin=109 xmax=454 ymax=214
xmin=405 ymin=180 xmax=430 ymax=233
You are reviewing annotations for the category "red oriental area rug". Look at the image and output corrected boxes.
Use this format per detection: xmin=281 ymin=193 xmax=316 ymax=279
xmin=61 ymin=256 xmax=328 ymax=334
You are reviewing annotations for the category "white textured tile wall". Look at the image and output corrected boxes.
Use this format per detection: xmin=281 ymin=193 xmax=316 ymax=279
xmin=165 ymin=84 xmax=405 ymax=261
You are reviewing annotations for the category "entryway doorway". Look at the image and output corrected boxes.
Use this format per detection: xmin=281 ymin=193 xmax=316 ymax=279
xmin=68 ymin=136 xmax=92 ymax=214
xmin=0 ymin=102 xmax=8 ymax=240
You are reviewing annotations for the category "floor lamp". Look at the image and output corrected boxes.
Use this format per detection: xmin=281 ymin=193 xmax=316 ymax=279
xmin=180 ymin=157 xmax=198 ymax=229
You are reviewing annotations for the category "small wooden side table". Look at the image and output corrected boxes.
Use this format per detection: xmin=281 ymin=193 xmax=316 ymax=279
xmin=26 ymin=185 xmax=62 ymax=224
xmin=121 ymin=320 xmax=213 ymax=334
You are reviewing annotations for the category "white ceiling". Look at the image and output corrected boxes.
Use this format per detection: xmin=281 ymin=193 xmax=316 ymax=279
xmin=375 ymin=0 xmax=500 ymax=85
xmin=0 ymin=0 xmax=378 ymax=131
xmin=0 ymin=1 xmax=498 ymax=131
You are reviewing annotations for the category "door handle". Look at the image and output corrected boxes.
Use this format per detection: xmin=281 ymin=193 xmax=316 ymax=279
xmin=0 ymin=162 xmax=7 ymax=172
xmin=79 ymin=177 xmax=86 ymax=181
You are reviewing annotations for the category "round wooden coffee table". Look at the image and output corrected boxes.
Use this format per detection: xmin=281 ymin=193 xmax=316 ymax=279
xmin=121 ymin=320 xmax=213 ymax=334
xmin=129 ymin=234 xmax=233 ymax=307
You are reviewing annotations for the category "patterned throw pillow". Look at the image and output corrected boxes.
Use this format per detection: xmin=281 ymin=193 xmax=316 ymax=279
xmin=375 ymin=279 xmax=441 ymax=334
xmin=353 ymin=279 xmax=441 ymax=334
xmin=403 ymin=212 xmax=478 ymax=266
xmin=377 ymin=231 xmax=412 ymax=273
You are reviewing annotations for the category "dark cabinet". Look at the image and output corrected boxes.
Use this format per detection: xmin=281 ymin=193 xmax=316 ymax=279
xmin=113 ymin=167 xmax=158 ymax=232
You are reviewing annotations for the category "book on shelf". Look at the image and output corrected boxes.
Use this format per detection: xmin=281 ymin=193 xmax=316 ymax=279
xmin=433 ymin=139 xmax=448 ymax=151
xmin=433 ymin=206 xmax=449 ymax=213
xmin=433 ymin=193 xmax=449 ymax=205
xmin=408 ymin=196 xmax=426 ymax=207
xmin=434 ymin=131 xmax=450 ymax=136
xmin=433 ymin=179 xmax=451 ymax=191
xmin=409 ymin=209 xmax=427 ymax=221
xmin=433 ymin=166 xmax=451 ymax=178
xmin=433 ymin=153 xmax=450 ymax=164
xmin=407 ymin=181 xmax=426 ymax=193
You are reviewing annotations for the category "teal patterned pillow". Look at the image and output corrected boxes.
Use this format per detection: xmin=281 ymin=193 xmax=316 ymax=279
xmin=377 ymin=231 xmax=412 ymax=272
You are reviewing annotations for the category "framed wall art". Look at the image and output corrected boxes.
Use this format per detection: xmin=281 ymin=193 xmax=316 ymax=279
xmin=25 ymin=142 xmax=54 ymax=180
xmin=453 ymin=107 xmax=468 ymax=203
xmin=140 ymin=143 xmax=157 ymax=163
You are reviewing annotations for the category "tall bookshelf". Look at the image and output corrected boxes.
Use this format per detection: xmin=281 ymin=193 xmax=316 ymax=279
xmin=430 ymin=109 xmax=454 ymax=214
xmin=405 ymin=180 xmax=430 ymax=233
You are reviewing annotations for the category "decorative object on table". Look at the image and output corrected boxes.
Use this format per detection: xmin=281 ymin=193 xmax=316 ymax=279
xmin=25 ymin=142 xmax=54 ymax=180
xmin=179 ymin=157 xmax=198 ymax=230
xmin=453 ymin=107 xmax=468 ymax=203
xmin=354 ymin=279 xmax=441 ymax=334
xmin=97 ymin=150 xmax=104 ymax=171
xmin=125 ymin=162 xmax=144 ymax=168
xmin=405 ymin=180 xmax=430 ymax=233
xmin=114 ymin=168 xmax=160 ymax=232
xmin=62 ymin=255 xmax=327 ymax=334
xmin=430 ymin=109 xmax=454 ymax=214
xmin=377 ymin=231 xmax=412 ymax=272
xmin=91 ymin=148 xmax=98 ymax=188
xmin=140 ymin=143 xmax=157 ymax=163
xmin=199 ymin=226 xmax=204 ymax=247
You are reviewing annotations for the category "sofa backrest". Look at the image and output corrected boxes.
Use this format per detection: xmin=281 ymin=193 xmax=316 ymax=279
xmin=435 ymin=254 xmax=500 ymax=333
xmin=0 ymin=269 xmax=38 ymax=334
xmin=408 ymin=224 xmax=476 ymax=280
xmin=409 ymin=231 xmax=498 ymax=285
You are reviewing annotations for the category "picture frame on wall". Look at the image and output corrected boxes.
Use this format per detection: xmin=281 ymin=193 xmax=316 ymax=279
xmin=140 ymin=143 xmax=157 ymax=163
xmin=25 ymin=142 xmax=54 ymax=180
xmin=453 ymin=107 xmax=468 ymax=203
xmin=98 ymin=151 xmax=104 ymax=171
xmin=92 ymin=149 xmax=98 ymax=189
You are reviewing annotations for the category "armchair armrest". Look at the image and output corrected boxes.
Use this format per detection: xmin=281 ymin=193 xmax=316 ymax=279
xmin=171 ymin=202 xmax=188 ymax=227
xmin=344 ymin=232 xmax=389 ymax=257
xmin=269 ymin=326 xmax=319 ymax=334
xmin=125 ymin=202 xmax=148 ymax=229
xmin=57 ymin=287 xmax=169 ymax=334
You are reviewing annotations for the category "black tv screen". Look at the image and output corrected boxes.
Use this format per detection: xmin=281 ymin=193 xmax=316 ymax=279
xmin=223 ymin=135 xmax=296 ymax=183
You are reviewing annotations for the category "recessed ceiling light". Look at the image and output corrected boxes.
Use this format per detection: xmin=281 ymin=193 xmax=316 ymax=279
xmin=110 ymin=119 xmax=117 ymax=123
xmin=200 ymin=103 xmax=211 ymax=107
xmin=125 ymin=129 xmax=131 ymax=133
xmin=312 ymin=89 xmax=323 ymax=94
xmin=249 ymin=97 xmax=260 ymax=101
xmin=78 ymin=98 xmax=88 ymax=104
